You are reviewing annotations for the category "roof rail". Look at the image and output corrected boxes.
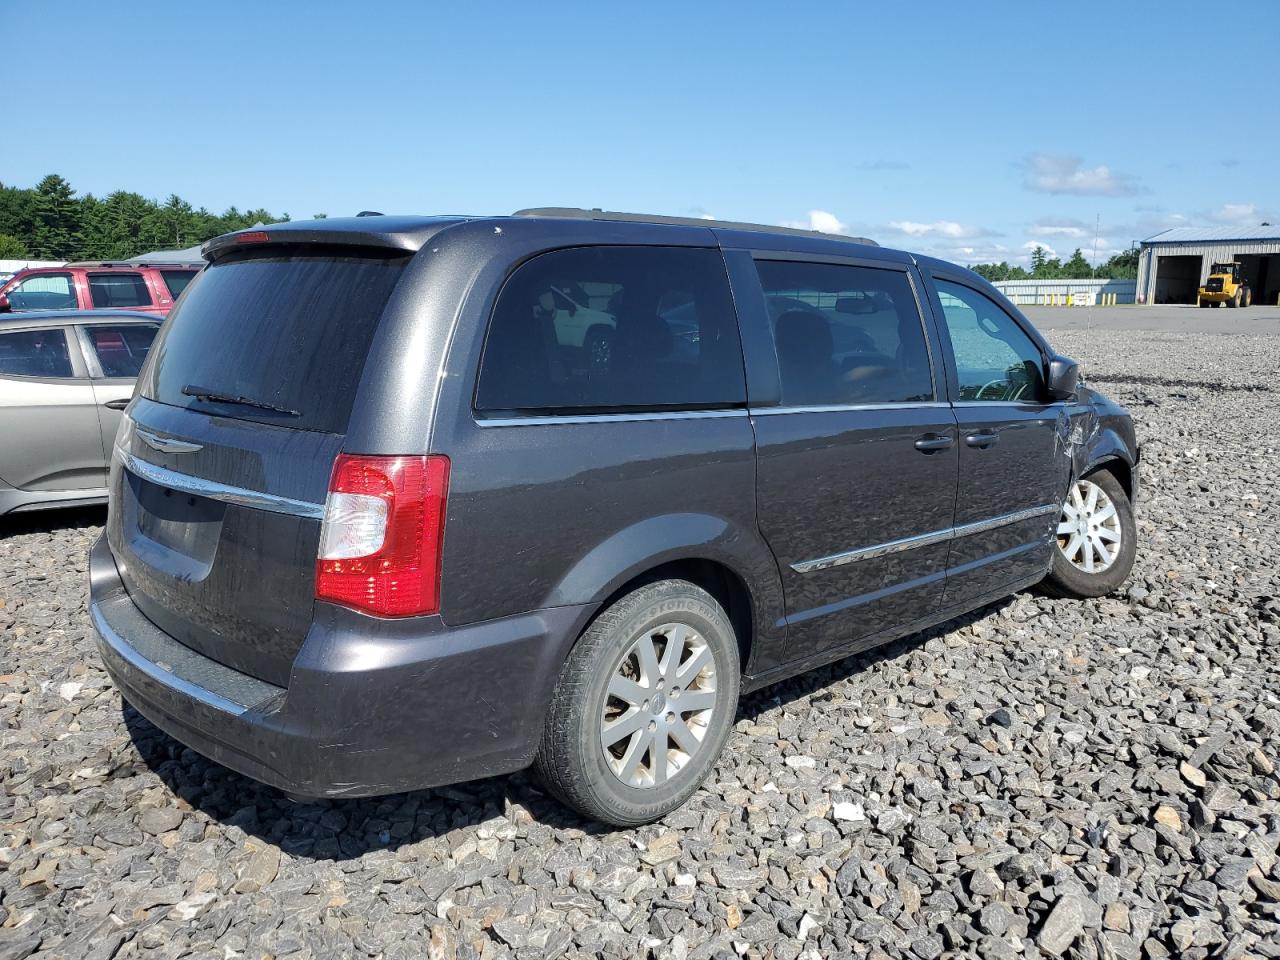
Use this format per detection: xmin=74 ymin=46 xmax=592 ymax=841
xmin=512 ymin=207 xmax=877 ymax=246
xmin=64 ymin=261 xmax=200 ymax=269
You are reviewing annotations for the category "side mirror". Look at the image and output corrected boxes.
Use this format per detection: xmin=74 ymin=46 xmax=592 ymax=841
xmin=1046 ymin=354 xmax=1080 ymax=401
xmin=0 ymin=293 xmax=10 ymax=313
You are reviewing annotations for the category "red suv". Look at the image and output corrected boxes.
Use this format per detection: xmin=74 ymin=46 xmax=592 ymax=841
xmin=0 ymin=262 xmax=201 ymax=316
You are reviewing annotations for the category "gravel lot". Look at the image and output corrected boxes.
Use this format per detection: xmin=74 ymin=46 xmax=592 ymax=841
xmin=3 ymin=321 xmax=1279 ymax=960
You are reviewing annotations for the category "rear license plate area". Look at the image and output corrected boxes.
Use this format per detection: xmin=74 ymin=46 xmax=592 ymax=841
xmin=124 ymin=470 xmax=225 ymax=573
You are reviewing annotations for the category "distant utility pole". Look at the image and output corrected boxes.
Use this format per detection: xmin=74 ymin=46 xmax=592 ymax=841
xmin=1091 ymin=214 xmax=1100 ymax=278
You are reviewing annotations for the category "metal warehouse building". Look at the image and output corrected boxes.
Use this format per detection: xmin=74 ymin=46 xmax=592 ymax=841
xmin=1137 ymin=226 xmax=1280 ymax=305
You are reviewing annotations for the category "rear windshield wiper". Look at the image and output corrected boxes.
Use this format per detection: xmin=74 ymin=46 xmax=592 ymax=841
xmin=181 ymin=384 xmax=300 ymax=417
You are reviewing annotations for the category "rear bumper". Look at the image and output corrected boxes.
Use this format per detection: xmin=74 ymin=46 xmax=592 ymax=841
xmin=90 ymin=534 xmax=594 ymax=798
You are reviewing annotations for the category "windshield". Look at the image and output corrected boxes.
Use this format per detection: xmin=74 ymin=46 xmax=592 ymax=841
xmin=139 ymin=248 xmax=409 ymax=432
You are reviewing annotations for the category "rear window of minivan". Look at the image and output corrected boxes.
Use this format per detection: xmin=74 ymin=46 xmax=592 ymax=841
xmin=139 ymin=249 xmax=408 ymax=433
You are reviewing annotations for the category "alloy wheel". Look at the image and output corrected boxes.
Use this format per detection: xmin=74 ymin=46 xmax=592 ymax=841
xmin=600 ymin=622 xmax=718 ymax=788
xmin=1057 ymin=478 xmax=1122 ymax=573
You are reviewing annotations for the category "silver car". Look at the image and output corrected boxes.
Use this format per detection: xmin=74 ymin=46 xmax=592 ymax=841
xmin=0 ymin=311 xmax=160 ymax=515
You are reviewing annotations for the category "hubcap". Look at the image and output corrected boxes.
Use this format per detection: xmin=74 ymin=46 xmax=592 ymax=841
xmin=600 ymin=622 xmax=717 ymax=789
xmin=1057 ymin=478 xmax=1122 ymax=574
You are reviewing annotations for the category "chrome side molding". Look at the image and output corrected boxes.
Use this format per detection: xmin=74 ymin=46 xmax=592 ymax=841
xmin=116 ymin=448 xmax=326 ymax=520
xmin=791 ymin=503 xmax=1058 ymax=574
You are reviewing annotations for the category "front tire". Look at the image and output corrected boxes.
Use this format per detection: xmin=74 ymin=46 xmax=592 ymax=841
xmin=1042 ymin=469 xmax=1136 ymax=598
xmin=534 ymin=579 xmax=741 ymax=826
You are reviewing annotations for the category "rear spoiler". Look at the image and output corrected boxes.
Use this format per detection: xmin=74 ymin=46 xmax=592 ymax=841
xmin=202 ymin=216 xmax=470 ymax=263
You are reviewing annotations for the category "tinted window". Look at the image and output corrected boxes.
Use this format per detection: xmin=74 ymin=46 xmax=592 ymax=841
xmin=6 ymin=272 xmax=77 ymax=310
xmin=141 ymin=250 xmax=409 ymax=432
xmin=934 ymin=280 xmax=1046 ymax=402
xmin=0 ymin=328 xmax=73 ymax=378
xmin=85 ymin=324 xmax=159 ymax=378
xmin=476 ymin=246 xmax=745 ymax=413
xmin=755 ymin=261 xmax=933 ymax=406
xmin=89 ymin=272 xmax=152 ymax=308
xmin=160 ymin=269 xmax=197 ymax=299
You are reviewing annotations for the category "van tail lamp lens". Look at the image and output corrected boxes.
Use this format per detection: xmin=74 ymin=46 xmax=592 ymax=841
xmin=316 ymin=454 xmax=450 ymax=617
xmin=237 ymin=231 xmax=270 ymax=244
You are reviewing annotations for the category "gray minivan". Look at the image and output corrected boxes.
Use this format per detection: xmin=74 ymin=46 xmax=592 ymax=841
xmin=90 ymin=210 xmax=1139 ymax=825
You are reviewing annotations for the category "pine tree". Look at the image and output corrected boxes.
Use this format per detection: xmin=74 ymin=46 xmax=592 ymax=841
xmin=30 ymin=175 xmax=81 ymax=259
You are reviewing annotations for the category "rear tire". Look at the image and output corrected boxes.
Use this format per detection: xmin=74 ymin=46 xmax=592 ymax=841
xmin=534 ymin=579 xmax=741 ymax=826
xmin=1041 ymin=469 xmax=1136 ymax=599
xmin=1243 ymin=287 xmax=1252 ymax=307
xmin=1199 ymin=300 xmax=1210 ymax=308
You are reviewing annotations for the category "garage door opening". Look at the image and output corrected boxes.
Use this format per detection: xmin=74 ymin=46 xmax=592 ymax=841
xmin=1236 ymin=254 xmax=1279 ymax=306
xmin=1155 ymin=255 xmax=1202 ymax=304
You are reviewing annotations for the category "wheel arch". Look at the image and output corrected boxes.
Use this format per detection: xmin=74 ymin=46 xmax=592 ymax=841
xmin=541 ymin=513 xmax=786 ymax=676
xmin=1083 ymin=455 xmax=1133 ymax=500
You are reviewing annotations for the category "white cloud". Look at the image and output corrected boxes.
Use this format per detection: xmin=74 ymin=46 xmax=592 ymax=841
xmin=1022 ymin=153 xmax=1139 ymax=197
xmin=1030 ymin=217 xmax=1092 ymax=239
xmin=782 ymin=210 xmax=849 ymax=234
xmin=901 ymin=239 xmax=1012 ymax=266
xmin=885 ymin=220 xmax=996 ymax=239
xmin=1203 ymin=202 xmax=1273 ymax=225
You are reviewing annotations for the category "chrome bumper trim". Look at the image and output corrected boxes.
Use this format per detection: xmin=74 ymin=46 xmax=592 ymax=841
xmin=116 ymin=447 xmax=325 ymax=520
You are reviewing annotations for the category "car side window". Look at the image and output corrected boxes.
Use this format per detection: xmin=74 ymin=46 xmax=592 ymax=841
xmin=754 ymin=260 xmax=934 ymax=406
xmin=84 ymin=324 xmax=159 ymax=378
xmin=934 ymin=280 xmax=1047 ymax=402
xmin=0 ymin=328 xmax=74 ymax=378
xmin=476 ymin=246 xmax=746 ymax=414
xmin=6 ymin=272 xmax=77 ymax=310
xmin=160 ymin=269 xmax=197 ymax=299
xmin=88 ymin=272 xmax=153 ymax=309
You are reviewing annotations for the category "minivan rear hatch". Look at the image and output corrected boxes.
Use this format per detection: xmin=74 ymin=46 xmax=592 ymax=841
xmin=107 ymin=245 xmax=411 ymax=686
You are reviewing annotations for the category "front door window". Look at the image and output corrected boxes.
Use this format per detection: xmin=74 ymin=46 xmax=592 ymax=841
xmin=934 ymin=280 xmax=1046 ymax=402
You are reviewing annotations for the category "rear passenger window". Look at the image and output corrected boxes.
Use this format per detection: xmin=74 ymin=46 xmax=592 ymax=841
xmin=0 ymin=328 xmax=73 ymax=378
xmin=476 ymin=246 xmax=746 ymax=414
xmin=89 ymin=272 xmax=152 ymax=308
xmin=160 ymin=269 xmax=197 ymax=299
xmin=933 ymin=280 xmax=1046 ymax=402
xmin=85 ymin=324 xmax=159 ymax=377
xmin=755 ymin=261 xmax=934 ymax=406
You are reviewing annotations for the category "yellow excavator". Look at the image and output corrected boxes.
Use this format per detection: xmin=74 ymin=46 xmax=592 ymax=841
xmin=1198 ymin=261 xmax=1252 ymax=308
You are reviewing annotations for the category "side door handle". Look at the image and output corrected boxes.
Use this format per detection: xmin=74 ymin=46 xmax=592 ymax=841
xmin=965 ymin=429 xmax=999 ymax=448
xmin=103 ymin=398 xmax=130 ymax=410
xmin=914 ymin=433 xmax=955 ymax=454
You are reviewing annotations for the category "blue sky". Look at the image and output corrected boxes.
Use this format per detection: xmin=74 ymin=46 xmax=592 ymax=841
xmin=5 ymin=1 xmax=1277 ymax=266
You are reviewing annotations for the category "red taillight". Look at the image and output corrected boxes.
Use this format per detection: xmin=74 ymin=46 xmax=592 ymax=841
xmin=316 ymin=454 xmax=450 ymax=617
xmin=237 ymin=231 xmax=270 ymax=244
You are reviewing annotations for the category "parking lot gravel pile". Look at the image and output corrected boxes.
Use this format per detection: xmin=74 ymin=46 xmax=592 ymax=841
xmin=2 ymin=326 xmax=1279 ymax=960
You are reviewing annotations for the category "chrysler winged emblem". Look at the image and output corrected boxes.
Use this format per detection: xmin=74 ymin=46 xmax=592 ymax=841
xmin=136 ymin=429 xmax=203 ymax=455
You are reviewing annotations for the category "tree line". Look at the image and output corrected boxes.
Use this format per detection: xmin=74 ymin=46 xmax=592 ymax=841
xmin=968 ymin=245 xmax=1140 ymax=283
xmin=0 ymin=174 xmax=293 ymax=262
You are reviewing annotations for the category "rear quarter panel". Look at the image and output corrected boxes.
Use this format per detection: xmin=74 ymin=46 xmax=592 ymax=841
xmin=347 ymin=219 xmax=787 ymax=671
